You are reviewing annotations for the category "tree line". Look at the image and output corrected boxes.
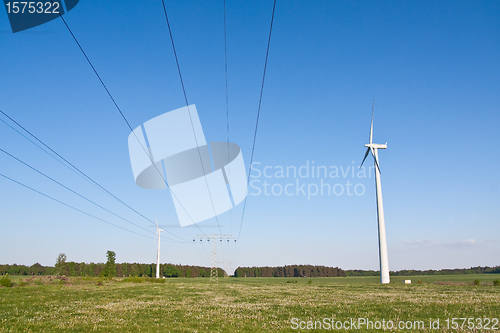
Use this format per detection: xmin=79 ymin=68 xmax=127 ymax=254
xmin=0 ymin=251 xmax=224 ymax=278
xmin=234 ymin=265 xmax=345 ymax=277
xmin=0 ymin=260 xmax=223 ymax=278
xmin=233 ymin=265 xmax=500 ymax=278
xmin=2 ymin=257 xmax=498 ymax=278
xmin=344 ymin=266 xmax=500 ymax=276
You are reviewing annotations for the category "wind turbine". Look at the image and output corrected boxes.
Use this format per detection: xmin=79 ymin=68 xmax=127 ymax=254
xmin=155 ymin=218 xmax=164 ymax=279
xmin=360 ymin=98 xmax=390 ymax=284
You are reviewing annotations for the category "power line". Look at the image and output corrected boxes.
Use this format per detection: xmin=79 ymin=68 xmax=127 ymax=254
xmin=161 ymin=0 xmax=223 ymax=235
xmin=223 ymin=0 xmax=233 ymax=236
xmin=0 ymin=172 xmax=155 ymax=240
xmin=50 ymin=8 xmax=208 ymax=238
xmin=238 ymin=0 xmax=277 ymax=240
xmin=194 ymin=238 xmax=211 ymax=265
xmin=0 ymin=108 xmax=188 ymax=242
xmin=0 ymin=109 xmax=145 ymax=221
xmin=0 ymin=147 xmax=187 ymax=242
xmin=0 ymin=117 xmax=95 ymax=187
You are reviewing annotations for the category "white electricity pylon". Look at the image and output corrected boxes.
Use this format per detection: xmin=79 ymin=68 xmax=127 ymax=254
xmin=155 ymin=218 xmax=164 ymax=279
xmin=360 ymin=99 xmax=390 ymax=284
xmin=193 ymin=234 xmax=236 ymax=282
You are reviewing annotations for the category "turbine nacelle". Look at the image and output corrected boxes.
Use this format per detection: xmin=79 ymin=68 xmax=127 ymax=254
xmin=364 ymin=143 xmax=387 ymax=150
xmin=360 ymin=143 xmax=386 ymax=172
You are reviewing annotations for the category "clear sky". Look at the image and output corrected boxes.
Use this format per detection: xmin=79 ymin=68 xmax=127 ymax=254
xmin=1 ymin=0 xmax=499 ymax=272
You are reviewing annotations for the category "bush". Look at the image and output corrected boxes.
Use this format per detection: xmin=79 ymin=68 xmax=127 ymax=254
xmin=493 ymin=279 xmax=500 ymax=286
xmin=417 ymin=279 xmax=423 ymax=284
xmin=286 ymin=280 xmax=297 ymax=284
xmin=122 ymin=277 xmax=144 ymax=283
xmin=473 ymin=279 xmax=481 ymax=286
xmin=121 ymin=277 xmax=166 ymax=284
xmin=307 ymin=280 xmax=312 ymax=285
xmin=0 ymin=274 xmax=12 ymax=287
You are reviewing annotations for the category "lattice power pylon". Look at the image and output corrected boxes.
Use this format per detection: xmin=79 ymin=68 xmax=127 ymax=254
xmin=193 ymin=234 xmax=236 ymax=282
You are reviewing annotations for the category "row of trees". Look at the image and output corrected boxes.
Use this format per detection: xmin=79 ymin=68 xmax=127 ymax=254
xmin=0 ymin=262 xmax=224 ymax=278
xmin=0 ymin=263 xmax=56 ymax=276
xmin=234 ymin=265 xmax=345 ymax=278
xmin=389 ymin=266 xmax=500 ymax=276
xmin=0 ymin=263 xmax=224 ymax=278
xmin=3 ymin=252 xmax=497 ymax=278
xmin=344 ymin=266 xmax=500 ymax=276
xmin=0 ymin=252 xmax=223 ymax=278
xmin=233 ymin=265 xmax=500 ymax=278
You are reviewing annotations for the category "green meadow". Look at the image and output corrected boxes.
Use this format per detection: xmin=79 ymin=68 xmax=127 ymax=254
xmin=1 ymin=274 xmax=499 ymax=332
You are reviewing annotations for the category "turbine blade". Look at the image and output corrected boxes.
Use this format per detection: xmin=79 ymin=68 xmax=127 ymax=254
xmin=370 ymin=147 xmax=381 ymax=173
xmin=360 ymin=148 xmax=370 ymax=168
xmin=370 ymin=97 xmax=374 ymax=144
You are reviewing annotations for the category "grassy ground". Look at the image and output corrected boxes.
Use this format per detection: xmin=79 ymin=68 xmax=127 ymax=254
xmin=1 ymin=274 xmax=499 ymax=332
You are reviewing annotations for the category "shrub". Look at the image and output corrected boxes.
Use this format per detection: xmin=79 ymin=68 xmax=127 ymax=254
xmin=286 ymin=280 xmax=297 ymax=284
xmin=473 ymin=279 xmax=480 ymax=286
xmin=493 ymin=279 xmax=500 ymax=286
xmin=0 ymin=274 xmax=12 ymax=287
xmin=120 ymin=277 xmax=166 ymax=284
xmin=307 ymin=280 xmax=312 ymax=285
xmin=122 ymin=277 xmax=144 ymax=283
xmin=417 ymin=279 xmax=423 ymax=284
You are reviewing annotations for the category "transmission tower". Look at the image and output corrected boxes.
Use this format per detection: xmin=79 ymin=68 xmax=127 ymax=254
xmin=193 ymin=234 xmax=236 ymax=282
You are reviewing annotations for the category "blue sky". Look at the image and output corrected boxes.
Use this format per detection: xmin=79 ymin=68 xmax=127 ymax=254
xmin=0 ymin=0 xmax=499 ymax=272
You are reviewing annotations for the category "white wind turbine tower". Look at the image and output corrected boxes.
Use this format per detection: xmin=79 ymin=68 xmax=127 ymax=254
xmin=360 ymin=99 xmax=390 ymax=284
xmin=155 ymin=219 xmax=164 ymax=279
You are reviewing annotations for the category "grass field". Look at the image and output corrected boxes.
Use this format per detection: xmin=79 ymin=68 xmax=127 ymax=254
xmin=1 ymin=274 xmax=499 ymax=332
